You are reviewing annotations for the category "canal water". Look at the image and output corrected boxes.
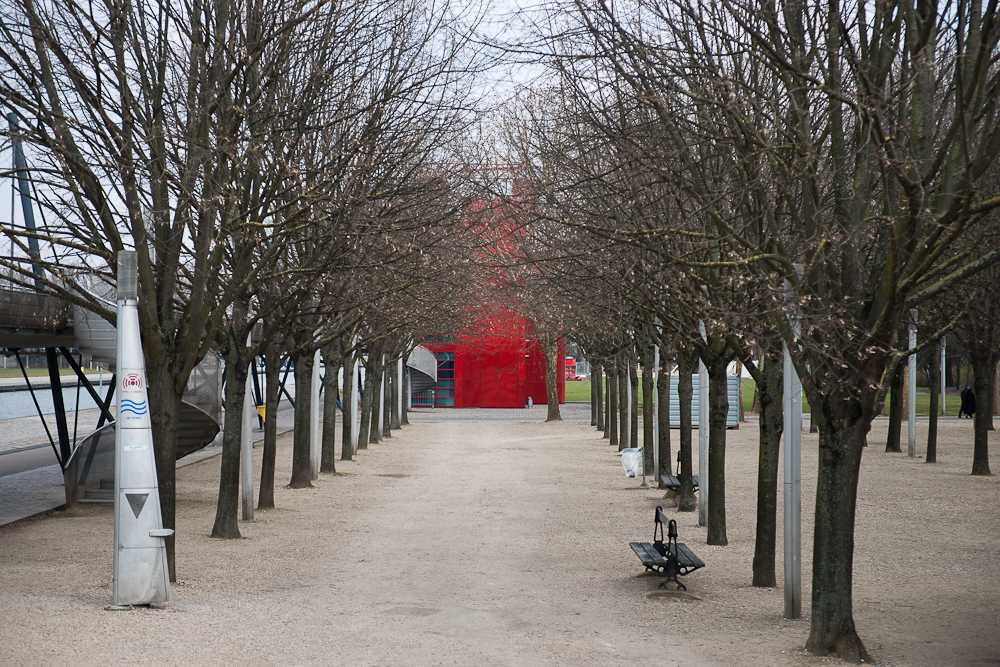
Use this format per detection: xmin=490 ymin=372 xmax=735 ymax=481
xmin=0 ymin=383 xmax=114 ymax=421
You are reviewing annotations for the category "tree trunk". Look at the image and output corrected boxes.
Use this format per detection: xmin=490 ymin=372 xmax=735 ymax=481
xmin=707 ymin=358 xmax=729 ymax=546
xmin=146 ymin=355 xmax=182 ymax=582
xmin=596 ymin=361 xmax=605 ymax=431
xmin=288 ymin=350 xmax=314 ymax=488
xmin=986 ymin=364 xmax=1000 ymax=431
xmin=390 ymin=357 xmax=401 ymax=430
xmin=885 ymin=362 xmax=904 ymax=452
xmin=806 ymin=412 xmax=872 ymax=663
xmin=972 ymin=356 xmax=994 ymax=475
xmin=541 ymin=333 xmax=562 ymax=421
xmin=675 ymin=349 xmax=696 ymax=512
xmin=401 ymin=367 xmax=409 ymax=426
xmin=590 ymin=360 xmax=599 ymax=426
xmin=320 ymin=343 xmax=340 ymax=473
xmin=212 ymin=342 xmax=249 ymax=539
xmin=383 ymin=363 xmax=393 ymax=439
xmin=926 ymin=339 xmax=940 ymax=463
xmin=642 ymin=341 xmax=654 ymax=474
xmin=618 ymin=356 xmax=628 ymax=451
xmin=357 ymin=358 xmax=375 ymax=449
xmin=366 ymin=355 xmax=383 ymax=445
xmin=608 ymin=362 xmax=618 ymax=447
xmin=600 ymin=363 xmax=609 ymax=436
xmin=752 ymin=349 xmax=783 ymax=587
xmin=258 ymin=342 xmax=281 ymax=508
xmin=629 ymin=351 xmax=639 ymax=447
xmin=657 ymin=346 xmax=671 ymax=486
xmin=341 ymin=348 xmax=355 ymax=461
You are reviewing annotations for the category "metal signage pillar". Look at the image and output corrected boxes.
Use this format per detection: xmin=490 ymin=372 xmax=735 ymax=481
xmin=110 ymin=251 xmax=172 ymax=608
xmin=908 ymin=310 xmax=917 ymax=457
xmin=783 ymin=275 xmax=802 ymax=620
xmin=697 ymin=321 xmax=709 ymax=527
xmin=241 ymin=345 xmax=255 ymax=521
xmin=310 ymin=349 xmax=321 ymax=478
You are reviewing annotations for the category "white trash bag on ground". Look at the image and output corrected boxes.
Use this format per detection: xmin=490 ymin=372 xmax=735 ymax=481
xmin=620 ymin=448 xmax=643 ymax=477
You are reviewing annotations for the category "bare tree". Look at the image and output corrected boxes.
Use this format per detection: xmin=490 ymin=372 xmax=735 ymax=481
xmin=513 ymin=0 xmax=1000 ymax=660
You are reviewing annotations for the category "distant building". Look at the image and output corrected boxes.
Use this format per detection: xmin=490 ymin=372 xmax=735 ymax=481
xmin=414 ymin=315 xmax=565 ymax=408
xmin=412 ymin=176 xmax=566 ymax=408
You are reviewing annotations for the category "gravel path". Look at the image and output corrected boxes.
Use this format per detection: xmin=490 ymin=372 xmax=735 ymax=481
xmin=0 ymin=412 xmax=997 ymax=666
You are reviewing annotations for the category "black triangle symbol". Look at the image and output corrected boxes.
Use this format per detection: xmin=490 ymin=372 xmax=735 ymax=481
xmin=126 ymin=493 xmax=149 ymax=519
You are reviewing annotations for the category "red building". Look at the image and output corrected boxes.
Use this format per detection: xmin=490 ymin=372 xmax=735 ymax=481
xmin=414 ymin=308 xmax=565 ymax=408
xmin=412 ymin=180 xmax=566 ymax=408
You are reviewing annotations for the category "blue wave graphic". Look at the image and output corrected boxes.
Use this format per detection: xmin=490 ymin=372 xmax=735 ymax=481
xmin=121 ymin=399 xmax=148 ymax=416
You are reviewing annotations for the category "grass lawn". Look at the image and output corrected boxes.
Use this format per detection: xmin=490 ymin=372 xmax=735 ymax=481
xmin=739 ymin=378 xmax=961 ymax=416
xmin=0 ymin=367 xmax=101 ymax=379
xmin=566 ymin=378 xmax=962 ymax=416
xmin=564 ymin=380 xmax=594 ymax=402
xmin=564 ymin=379 xmax=658 ymax=405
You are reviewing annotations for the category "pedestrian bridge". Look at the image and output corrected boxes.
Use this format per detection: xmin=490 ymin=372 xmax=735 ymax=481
xmin=1 ymin=286 xmax=222 ymax=506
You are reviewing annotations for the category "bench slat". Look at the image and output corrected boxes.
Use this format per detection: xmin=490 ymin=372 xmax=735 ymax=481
xmin=630 ymin=541 xmax=663 ymax=568
xmin=630 ymin=541 xmax=704 ymax=573
xmin=673 ymin=542 xmax=705 ymax=571
xmin=661 ymin=475 xmax=699 ymax=490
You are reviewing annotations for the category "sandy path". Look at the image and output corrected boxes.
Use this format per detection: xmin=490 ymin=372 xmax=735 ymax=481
xmin=0 ymin=412 xmax=997 ymax=666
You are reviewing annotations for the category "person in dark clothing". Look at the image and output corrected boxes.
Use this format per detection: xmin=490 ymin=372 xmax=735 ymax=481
xmin=959 ymin=386 xmax=976 ymax=418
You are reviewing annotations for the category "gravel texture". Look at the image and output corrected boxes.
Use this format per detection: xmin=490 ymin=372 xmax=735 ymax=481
xmin=0 ymin=412 xmax=997 ymax=666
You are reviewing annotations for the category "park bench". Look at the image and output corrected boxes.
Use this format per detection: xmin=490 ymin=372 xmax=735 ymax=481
xmin=661 ymin=451 xmax=699 ymax=492
xmin=629 ymin=506 xmax=705 ymax=590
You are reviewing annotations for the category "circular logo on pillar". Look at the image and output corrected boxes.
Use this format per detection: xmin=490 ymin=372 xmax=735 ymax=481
xmin=124 ymin=373 xmax=143 ymax=390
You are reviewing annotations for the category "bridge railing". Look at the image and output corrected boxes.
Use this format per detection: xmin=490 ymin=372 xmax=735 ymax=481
xmin=0 ymin=287 xmax=70 ymax=331
xmin=62 ymin=352 xmax=223 ymax=506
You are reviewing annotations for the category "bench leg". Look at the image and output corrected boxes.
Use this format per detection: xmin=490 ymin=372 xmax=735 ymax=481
xmin=657 ymin=563 xmax=686 ymax=591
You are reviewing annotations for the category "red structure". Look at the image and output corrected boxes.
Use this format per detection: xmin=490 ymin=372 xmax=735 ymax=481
xmin=417 ymin=320 xmax=565 ymax=408
xmin=413 ymin=178 xmax=566 ymax=408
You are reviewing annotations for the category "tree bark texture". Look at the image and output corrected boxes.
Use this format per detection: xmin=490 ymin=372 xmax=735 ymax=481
xmin=390 ymin=357 xmax=401 ymax=431
xmin=629 ymin=352 xmax=639 ymax=448
xmin=590 ymin=361 xmax=599 ymax=426
xmin=805 ymin=416 xmax=872 ymax=663
xmin=885 ymin=362 xmax=904 ymax=452
xmin=383 ymin=364 xmax=393 ymax=438
xmin=541 ymin=333 xmax=562 ymax=422
xmin=926 ymin=339 xmax=940 ymax=463
xmin=657 ymin=348 xmax=671 ymax=487
xmin=707 ymin=359 xmax=729 ymax=546
xmin=211 ymin=344 xmax=249 ymax=539
xmin=401 ymin=367 xmax=409 ymax=426
xmin=595 ymin=363 xmax=604 ymax=431
xmin=675 ymin=349 xmax=696 ymax=512
xmin=752 ymin=350 xmax=782 ymax=587
xmin=321 ymin=343 xmax=341 ymax=473
xmin=642 ymin=342 xmax=654 ymax=474
xmin=608 ymin=363 xmax=618 ymax=447
xmin=366 ymin=355 xmax=383 ymax=445
xmin=146 ymin=355 xmax=182 ymax=582
xmin=618 ymin=358 xmax=628 ymax=451
xmin=258 ymin=343 xmax=281 ymax=508
xmin=341 ymin=349 xmax=355 ymax=461
xmin=288 ymin=350 xmax=314 ymax=488
xmin=600 ymin=363 xmax=609 ymax=436
xmin=357 ymin=357 xmax=375 ymax=449
xmin=972 ymin=356 xmax=994 ymax=475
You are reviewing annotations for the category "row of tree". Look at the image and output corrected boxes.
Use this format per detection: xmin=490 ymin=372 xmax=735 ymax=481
xmin=1 ymin=0 xmax=491 ymax=580
xmin=4 ymin=0 xmax=1000 ymax=662
xmin=476 ymin=0 xmax=1000 ymax=662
